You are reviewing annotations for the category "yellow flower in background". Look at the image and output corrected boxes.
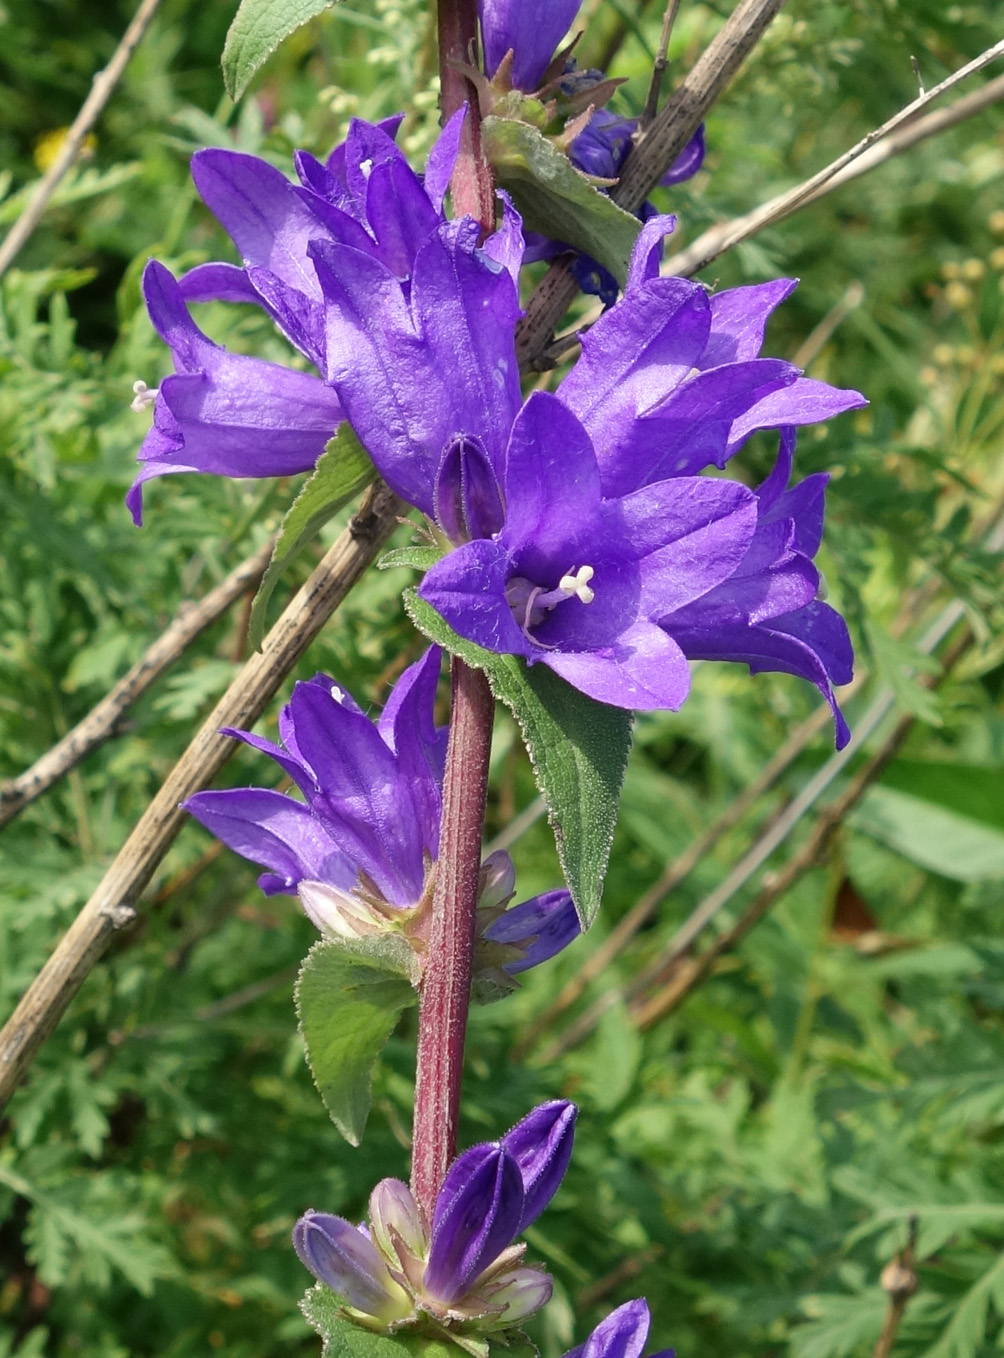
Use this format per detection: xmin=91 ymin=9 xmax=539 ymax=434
xmin=33 ymin=128 xmax=96 ymax=172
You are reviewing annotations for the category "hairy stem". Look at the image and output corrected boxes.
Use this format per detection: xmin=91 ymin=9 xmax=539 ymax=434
xmin=437 ymin=0 xmax=495 ymax=230
xmin=411 ymin=659 xmax=494 ymax=1220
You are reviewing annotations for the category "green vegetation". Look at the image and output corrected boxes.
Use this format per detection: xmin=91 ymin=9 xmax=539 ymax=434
xmin=1 ymin=1 xmax=1003 ymax=1355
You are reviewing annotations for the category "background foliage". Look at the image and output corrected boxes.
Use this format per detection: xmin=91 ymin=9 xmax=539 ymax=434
xmin=1 ymin=1 xmax=1004 ymax=1355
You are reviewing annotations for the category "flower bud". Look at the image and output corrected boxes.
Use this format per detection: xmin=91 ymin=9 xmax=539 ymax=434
xmin=581 ymin=1299 xmax=656 ymax=1358
xmin=368 ymin=1178 xmax=428 ymax=1274
xmin=298 ymin=880 xmax=387 ymax=938
xmin=484 ymin=888 xmax=580 ymax=974
xmin=500 ymin=1100 xmax=577 ymax=1232
xmin=482 ymin=1265 xmax=553 ymax=1325
xmin=424 ymin=1144 xmax=525 ymax=1304
xmin=478 ymin=849 xmax=517 ymax=910
xmin=293 ymin=1210 xmax=412 ymax=1323
xmin=434 ymin=434 xmax=506 ymax=544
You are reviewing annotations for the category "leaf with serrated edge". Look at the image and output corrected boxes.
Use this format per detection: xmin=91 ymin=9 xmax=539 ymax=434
xmin=481 ymin=115 xmax=641 ymax=284
xmin=249 ymin=426 xmax=376 ymax=650
xmin=404 ymin=591 xmax=632 ymax=927
xmin=378 ymin=545 xmax=445 ymax=572
xmin=223 ymin=0 xmax=342 ymax=100
xmin=296 ymin=937 xmax=416 ymax=1147
xmin=301 ymin=1288 xmax=489 ymax=1358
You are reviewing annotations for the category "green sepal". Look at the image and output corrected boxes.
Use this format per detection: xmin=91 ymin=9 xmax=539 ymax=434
xmin=481 ymin=114 xmax=641 ymax=285
xmin=301 ymin=1288 xmax=489 ymax=1358
xmin=248 ymin=425 xmax=376 ymax=650
xmin=295 ymin=935 xmax=417 ymax=1147
xmin=223 ymin=0 xmax=341 ymax=100
xmin=378 ymin=545 xmax=446 ymax=572
xmin=404 ymin=591 xmax=632 ymax=928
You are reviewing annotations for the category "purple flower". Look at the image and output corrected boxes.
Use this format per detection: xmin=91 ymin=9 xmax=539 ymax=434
xmin=556 ymin=217 xmax=868 ymax=497
xmin=126 ymin=261 xmax=344 ymax=524
xmin=419 ymin=389 xmax=760 ymax=710
xmin=294 ymin=1102 xmax=576 ymax=1331
xmin=479 ymin=0 xmax=584 ymax=91
xmin=184 ymin=651 xmax=581 ymax=968
xmin=662 ymin=429 xmax=854 ymax=746
xmin=564 ymin=1299 xmax=673 ymax=1358
xmin=130 ymin=113 xmax=466 ymax=519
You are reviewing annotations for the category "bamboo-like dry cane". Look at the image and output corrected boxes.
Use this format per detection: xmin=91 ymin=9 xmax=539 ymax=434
xmin=0 ymin=484 xmax=402 ymax=1112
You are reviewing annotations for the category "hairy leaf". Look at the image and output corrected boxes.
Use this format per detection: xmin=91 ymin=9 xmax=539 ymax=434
xmin=249 ymin=425 xmax=376 ymax=650
xmin=223 ymin=0 xmax=342 ymax=100
xmin=405 ymin=590 xmax=632 ymax=926
xmin=295 ymin=936 xmax=417 ymax=1147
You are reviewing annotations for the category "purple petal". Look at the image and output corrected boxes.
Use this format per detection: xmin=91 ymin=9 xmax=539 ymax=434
xmin=376 ymin=647 xmax=447 ymax=859
xmin=419 ymin=538 xmax=532 ymax=657
xmin=184 ymin=788 xmax=354 ymax=896
xmin=499 ymin=1101 xmax=576 ymax=1232
xmin=217 ymin=725 xmax=314 ymax=795
xmin=557 ymin=279 xmax=710 ymax=465
xmin=435 ymin=434 xmax=507 ymax=543
xmin=487 ymin=889 xmax=581 ymax=975
xmin=365 ymin=153 xmax=441 ymax=276
xmin=659 ymin=124 xmax=705 ymax=185
xmin=426 ymin=1145 xmax=524 ymax=1302
xmin=177 ymin=261 xmax=263 ymax=306
xmin=544 ymin=621 xmax=692 ymax=711
xmin=725 ymin=376 xmax=867 ymax=457
xmin=501 ymin=393 xmax=604 ymax=579
xmin=482 ymin=190 xmax=525 ymax=288
xmin=699 ymin=278 xmax=797 ymax=368
xmin=293 ymin=1211 xmax=407 ymax=1318
xmin=325 ymin=113 xmax=404 ymax=181
xmin=479 ymin=0 xmax=582 ymax=89
xmin=582 ymin=1299 xmax=652 ymax=1358
xmin=424 ymin=108 xmax=467 ymax=212
xmin=191 ymin=149 xmax=328 ymax=301
xmin=626 ymin=214 xmax=677 ymax=291
xmin=286 ymin=681 xmax=428 ymax=906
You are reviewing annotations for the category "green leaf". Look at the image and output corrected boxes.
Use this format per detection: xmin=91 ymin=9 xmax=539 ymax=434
xmin=248 ymin=426 xmax=376 ymax=649
xmin=301 ymin=1289 xmax=477 ymax=1358
xmin=851 ymin=786 xmax=1004 ymax=882
xmin=378 ymin=545 xmax=445 ymax=572
xmin=222 ymin=0 xmax=342 ymax=100
xmin=404 ymin=591 xmax=632 ymax=927
xmin=480 ymin=115 xmax=641 ymax=285
xmin=295 ymin=936 xmax=417 ymax=1147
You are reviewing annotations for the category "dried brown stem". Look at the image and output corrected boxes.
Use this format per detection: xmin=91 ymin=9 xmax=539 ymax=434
xmin=664 ymin=47 xmax=1004 ymax=278
xmin=631 ymin=624 xmax=974 ymax=1030
xmin=0 ymin=0 xmax=165 ymax=279
xmin=0 ymin=539 xmax=273 ymax=830
xmin=640 ymin=0 xmax=683 ymax=130
xmin=515 ymin=0 xmax=787 ymax=369
xmin=873 ymin=1217 xmax=919 ymax=1358
xmin=0 ymin=484 xmax=402 ymax=1112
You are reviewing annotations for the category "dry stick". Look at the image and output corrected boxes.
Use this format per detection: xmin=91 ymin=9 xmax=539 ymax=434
xmin=0 ymin=0 xmax=165 ymax=280
xmin=639 ymin=0 xmax=684 ymax=131
xmin=632 ymin=624 xmax=975 ymax=1031
xmin=515 ymin=0 xmax=787 ymax=369
xmin=0 ymin=483 xmax=402 ymax=1113
xmin=0 ymin=538 xmax=273 ymax=830
xmin=664 ymin=45 xmax=1004 ymax=279
xmin=874 ymin=1217 xmax=920 ymax=1358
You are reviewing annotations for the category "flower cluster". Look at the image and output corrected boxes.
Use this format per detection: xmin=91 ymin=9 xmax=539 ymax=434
xmin=294 ymin=1102 xmax=575 ymax=1334
xmin=185 ymin=648 xmax=579 ymax=976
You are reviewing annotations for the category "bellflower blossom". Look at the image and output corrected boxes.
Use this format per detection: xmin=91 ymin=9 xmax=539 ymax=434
xmin=563 ymin=1299 xmax=673 ymax=1358
xmin=129 ymin=110 xmax=468 ymax=520
xmin=184 ymin=649 xmax=579 ymax=971
xmin=294 ymin=1101 xmax=576 ymax=1334
xmin=479 ymin=0 xmax=584 ymax=92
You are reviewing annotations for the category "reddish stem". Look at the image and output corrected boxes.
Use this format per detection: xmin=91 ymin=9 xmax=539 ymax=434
xmin=411 ymin=659 xmax=495 ymax=1220
xmin=436 ymin=0 xmax=496 ymax=230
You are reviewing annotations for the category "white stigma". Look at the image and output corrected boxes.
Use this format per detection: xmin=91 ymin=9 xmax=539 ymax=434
xmin=130 ymin=379 xmax=159 ymax=412
xmin=557 ymin=565 xmax=595 ymax=604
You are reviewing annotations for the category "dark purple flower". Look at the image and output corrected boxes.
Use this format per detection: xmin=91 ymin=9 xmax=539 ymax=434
xmin=419 ymin=389 xmax=759 ymax=709
xmin=130 ymin=113 xmax=466 ymax=519
xmin=309 ymin=207 xmax=523 ymax=525
xmin=294 ymin=1102 xmax=576 ymax=1330
xmin=564 ymin=1299 xmax=674 ymax=1358
xmin=479 ymin=0 xmax=583 ymax=91
xmin=126 ymin=261 xmax=344 ymax=524
xmin=662 ymin=429 xmax=854 ymax=746
xmin=184 ymin=648 xmax=447 ymax=909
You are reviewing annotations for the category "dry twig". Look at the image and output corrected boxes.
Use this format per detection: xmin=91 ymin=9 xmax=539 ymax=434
xmin=0 ymin=484 xmax=402 ymax=1111
xmin=0 ymin=0 xmax=166 ymax=279
xmin=0 ymin=539 xmax=274 ymax=830
xmin=873 ymin=1217 xmax=920 ymax=1358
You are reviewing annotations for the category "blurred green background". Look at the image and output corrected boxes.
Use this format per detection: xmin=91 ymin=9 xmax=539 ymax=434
xmin=2 ymin=0 xmax=1004 ymax=1354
